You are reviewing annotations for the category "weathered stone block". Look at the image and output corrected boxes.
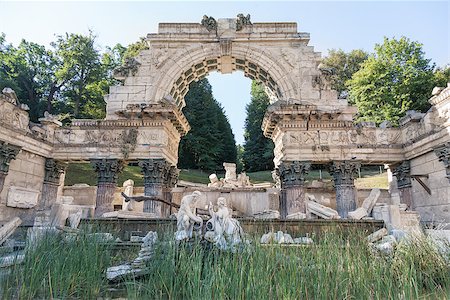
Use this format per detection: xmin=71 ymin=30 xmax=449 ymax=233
xmin=6 ymin=186 xmax=40 ymax=208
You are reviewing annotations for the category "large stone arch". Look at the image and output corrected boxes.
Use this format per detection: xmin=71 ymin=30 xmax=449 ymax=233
xmin=151 ymin=43 xmax=298 ymax=108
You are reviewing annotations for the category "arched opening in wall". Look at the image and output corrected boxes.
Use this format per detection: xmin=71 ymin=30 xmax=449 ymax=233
xmin=176 ymin=70 xmax=275 ymax=180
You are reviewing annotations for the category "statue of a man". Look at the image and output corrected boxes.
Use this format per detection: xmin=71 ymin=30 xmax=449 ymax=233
xmin=175 ymin=190 xmax=203 ymax=241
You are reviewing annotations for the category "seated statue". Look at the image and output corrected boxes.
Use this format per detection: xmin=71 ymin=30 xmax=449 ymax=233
xmin=205 ymin=197 xmax=243 ymax=250
xmin=175 ymin=191 xmax=203 ymax=241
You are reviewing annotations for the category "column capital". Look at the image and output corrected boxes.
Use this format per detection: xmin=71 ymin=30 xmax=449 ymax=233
xmin=329 ymin=160 xmax=361 ymax=186
xmin=0 ymin=141 xmax=21 ymax=174
xmin=434 ymin=142 xmax=450 ymax=181
xmin=165 ymin=165 xmax=179 ymax=188
xmin=138 ymin=158 xmax=172 ymax=186
xmin=44 ymin=158 xmax=67 ymax=185
xmin=392 ymin=160 xmax=411 ymax=189
xmin=277 ymin=160 xmax=311 ymax=187
xmin=90 ymin=158 xmax=124 ymax=184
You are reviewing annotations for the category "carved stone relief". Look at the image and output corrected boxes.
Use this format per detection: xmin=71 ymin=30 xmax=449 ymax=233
xmin=6 ymin=186 xmax=40 ymax=208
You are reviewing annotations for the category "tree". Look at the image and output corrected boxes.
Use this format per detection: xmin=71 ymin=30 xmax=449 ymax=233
xmin=0 ymin=38 xmax=55 ymax=120
xmin=178 ymin=78 xmax=237 ymax=171
xmin=242 ymin=81 xmax=274 ymax=172
xmin=347 ymin=37 xmax=435 ymax=125
xmin=52 ymin=32 xmax=104 ymax=118
xmin=433 ymin=65 xmax=450 ymax=88
xmin=320 ymin=49 xmax=368 ymax=98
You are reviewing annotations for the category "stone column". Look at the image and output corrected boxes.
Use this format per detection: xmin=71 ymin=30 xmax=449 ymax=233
xmin=277 ymin=161 xmax=311 ymax=219
xmin=164 ymin=165 xmax=179 ymax=216
xmin=0 ymin=142 xmax=21 ymax=193
xmin=138 ymin=159 xmax=171 ymax=216
xmin=329 ymin=161 xmax=361 ymax=218
xmin=91 ymin=159 xmax=124 ymax=217
xmin=434 ymin=142 xmax=450 ymax=182
xmin=40 ymin=159 xmax=67 ymax=210
xmin=392 ymin=161 xmax=413 ymax=209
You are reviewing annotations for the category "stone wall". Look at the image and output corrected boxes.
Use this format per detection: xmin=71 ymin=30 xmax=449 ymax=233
xmin=0 ymin=150 xmax=45 ymax=225
xmin=410 ymin=151 xmax=450 ymax=223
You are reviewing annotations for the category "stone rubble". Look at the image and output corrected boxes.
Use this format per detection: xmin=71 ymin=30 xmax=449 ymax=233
xmin=106 ymin=231 xmax=158 ymax=281
xmin=260 ymin=231 xmax=313 ymax=245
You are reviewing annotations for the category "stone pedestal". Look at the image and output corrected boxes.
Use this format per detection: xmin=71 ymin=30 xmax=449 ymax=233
xmin=91 ymin=159 xmax=123 ymax=217
xmin=392 ymin=161 xmax=412 ymax=209
xmin=329 ymin=161 xmax=360 ymax=218
xmin=139 ymin=159 xmax=178 ymax=217
xmin=41 ymin=159 xmax=67 ymax=210
xmin=0 ymin=142 xmax=21 ymax=193
xmin=277 ymin=161 xmax=311 ymax=219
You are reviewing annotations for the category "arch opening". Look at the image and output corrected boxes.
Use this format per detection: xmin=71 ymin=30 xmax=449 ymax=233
xmin=169 ymin=56 xmax=283 ymax=109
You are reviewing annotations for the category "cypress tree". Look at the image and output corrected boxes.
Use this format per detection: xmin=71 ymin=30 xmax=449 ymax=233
xmin=178 ymin=78 xmax=237 ymax=171
xmin=242 ymin=81 xmax=274 ymax=172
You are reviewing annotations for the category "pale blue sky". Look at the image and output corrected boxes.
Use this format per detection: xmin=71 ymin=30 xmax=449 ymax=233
xmin=1 ymin=1 xmax=449 ymax=144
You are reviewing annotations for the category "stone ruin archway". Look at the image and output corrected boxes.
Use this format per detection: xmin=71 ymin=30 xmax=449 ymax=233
xmin=2 ymin=15 xmax=449 ymax=225
xmin=52 ymin=16 xmax=410 ymax=218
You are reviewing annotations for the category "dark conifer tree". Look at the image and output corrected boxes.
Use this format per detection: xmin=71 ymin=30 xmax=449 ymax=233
xmin=242 ymin=81 xmax=274 ymax=172
xmin=178 ymin=78 xmax=237 ymax=171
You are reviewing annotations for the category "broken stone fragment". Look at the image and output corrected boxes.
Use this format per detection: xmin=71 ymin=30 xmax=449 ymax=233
xmin=293 ymin=237 xmax=314 ymax=245
xmin=307 ymin=201 xmax=340 ymax=219
xmin=0 ymin=217 xmax=22 ymax=246
xmin=367 ymin=228 xmax=388 ymax=243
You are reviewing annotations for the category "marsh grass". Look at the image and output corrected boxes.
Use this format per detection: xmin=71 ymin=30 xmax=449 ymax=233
xmin=1 ymin=229 xmax=448 ymax=299
xmin=1 ymin=230 xmax=113 ymax=299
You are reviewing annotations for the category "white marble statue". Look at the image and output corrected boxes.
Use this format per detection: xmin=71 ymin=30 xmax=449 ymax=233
xmin=175 ymin=191 xmax=203 ymax=241
xmin=122 ymin=179 xmax=135 ymax=211
xmin=205 ymin=197 xmax=243 ymax=250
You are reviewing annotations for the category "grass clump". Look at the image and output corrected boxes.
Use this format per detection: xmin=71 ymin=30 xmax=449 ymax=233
xmin=1 ymin=230 xmax=112 ymax=299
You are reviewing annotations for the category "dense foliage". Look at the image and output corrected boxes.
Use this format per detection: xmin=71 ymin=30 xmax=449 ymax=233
xmin=0 ymin=32 xmax=148 ymax=122
xmin=347 ymin=37 xmax=435 ymax=125
xmin=320 ymin=49 xmax=368 ymax=98
xmin=242 ymin=81 xmax=274 ymax=172
xmin=178 ymin=79 xmax=237 ymax=171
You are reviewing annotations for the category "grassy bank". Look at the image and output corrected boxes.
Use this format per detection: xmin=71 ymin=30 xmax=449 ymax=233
xmin=2 ymin=229 xmax=448 ymax=299
xmin=65 ymin=164 xmax=388 ymax=188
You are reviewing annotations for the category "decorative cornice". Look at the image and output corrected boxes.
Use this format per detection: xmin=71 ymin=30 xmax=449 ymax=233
xmin=277 ymin=160 xmax=311 ymax=187
xmin=434 ymin=142 xmax=450 ymax=181
xmin=91 ymin=159 xmax=124 ymax=184
xmin=44 ymin=158 xmax=68 ymax=185
xmin=329 ymin=160 xmax=360 ymax=186
xmin=0 ymin=141 xmax=21 ymax=174
xmin=392 ymin=160 xmax=412 ymax=189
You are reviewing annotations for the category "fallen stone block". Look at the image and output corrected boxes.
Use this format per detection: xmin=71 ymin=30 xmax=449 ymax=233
xmin=260 ymin=232 xmax=275 ymax=244
xmin=0 ymin=253 xmax=24 ymax=268
xmin=361 ymin=188 xmax=381 ymax=213
xmin=348 ymin=207 xmax=368 ymax=220
xmin=307 ymin=201 xmax=340 ymax=219
xmin=286 ymin=212 xmax=307 ymax=220
xmin=367 ymin=228 xmax=388 ymax=243
xmin=0 ymin=217 xmax=21 ymax=246
xmin=253 ymin=210 xmax=280 ymax=220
